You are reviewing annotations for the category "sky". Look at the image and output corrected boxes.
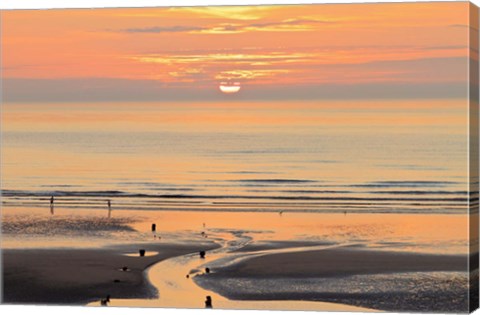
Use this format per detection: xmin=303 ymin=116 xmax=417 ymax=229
xmin=1 ymin=2 xmax=476 ymax=102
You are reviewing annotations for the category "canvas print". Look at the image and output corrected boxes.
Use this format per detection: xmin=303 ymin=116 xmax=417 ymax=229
xmin=1 ymin=1 xmax=479 ymax=313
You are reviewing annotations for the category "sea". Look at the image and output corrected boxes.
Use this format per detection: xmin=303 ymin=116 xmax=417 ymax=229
xmin=1 ymin=100 xmax=474 ymax=215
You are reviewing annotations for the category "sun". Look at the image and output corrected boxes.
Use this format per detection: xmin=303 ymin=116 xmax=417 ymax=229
xmin=219 ymin=82 xmax=241 ymax=94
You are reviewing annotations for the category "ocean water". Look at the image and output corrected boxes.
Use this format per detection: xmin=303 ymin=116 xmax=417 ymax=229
xmin=1 ymin=100 xmax=474 ymax=214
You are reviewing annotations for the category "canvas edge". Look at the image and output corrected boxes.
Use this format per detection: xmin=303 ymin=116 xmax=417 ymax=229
xmin=0 ymin=6 xmax=4 ymax=306
xmin=469 ymin=1 xmax=480 ymax=313
xmin=0 ymin=0 xmax=474 ymax=11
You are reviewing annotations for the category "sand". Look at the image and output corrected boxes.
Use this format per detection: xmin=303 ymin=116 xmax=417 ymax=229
xmin=2 ymin=241 xmax=218 ymax=305
xmin=1 ymin=209 xmax=473 ymax=312
xmin=210 ymin=246 xmax=467 ymax=278
xmin=195 ymin=246 xmax=470 ymax=312
xmin=233 ymin=240 xmax=335 ymax=252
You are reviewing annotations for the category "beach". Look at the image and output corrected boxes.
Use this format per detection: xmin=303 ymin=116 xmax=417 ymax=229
xmin=1 ymin=206 xmax=473 ymax=312
xmin=2 ymin=242 xmax=218 ymax=305
xmin=196 ymin=246 xmax=470 ymax=312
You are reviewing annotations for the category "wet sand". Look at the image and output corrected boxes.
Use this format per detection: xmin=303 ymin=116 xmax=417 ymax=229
xmin=2 ymin=241 xmax=218 ymax=305
xmin=89 ymin=233 xmax=374 ymax=312
xmin=196 ymin=246 xmax=470 ymax=312
xmin=233 ymin=240 xmax=335 ymax=252
xmin=207 ymin=246 xmax=467 ymax=278
xmin=1 ymin=208 xmax=472 ymax=312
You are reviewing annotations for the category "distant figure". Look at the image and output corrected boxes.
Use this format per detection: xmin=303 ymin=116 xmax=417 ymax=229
xmin=139 ymin=249 xmax=146 ymax=257
xmin=205 ymin=267 xmax=210 ymax=274
xmin=50 ymin=196 xmax=55 ymax=215
xmin=344 ymin=210 xmax=347 ymax=216
xmin=186 ymin=274 xmax=190 ymax=279
xmin=199 ymin=251 xmax=206 ymax=259
xmin=205 ymin=296 xmax=212 ymax=308
xmin=279 ymin=211 xmax=283 ymax=216
xmin=152 ymin=223 xmax=157 ymax=239
xmin=100 ymin=295 xmax=110 ymax=306
xmin=203 ymin=222 xmax=206 ymax=228
xmin=107 ymin=200 xmax=112 ymax=218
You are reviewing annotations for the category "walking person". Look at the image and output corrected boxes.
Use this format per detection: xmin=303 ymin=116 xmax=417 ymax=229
xmin=50 ymin=195 xmax=54 ymax=215
xmin=107 ymin=199 xmax=112 ymax=218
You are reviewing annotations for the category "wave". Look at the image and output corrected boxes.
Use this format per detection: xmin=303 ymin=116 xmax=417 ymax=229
xmin=232 ymin=179 xmax=319 ymax=184
xmin=146 ymin=188 xmax=196 ymax=191
xmin=40 ymin=184 xmax=84 ymax=188
xmin=249 ymin=189 xmax=469 ymax=196
xmin=369 ymin=190 xmax=468 ymax=195
xmin=2 ymin=190 xmax=128 ymax=197
xmin=0 ymin=202 xmax=468 ymax=215
xmin=349 ymin=181 xmax=461 ymax=188
xmin=1 ymin=189 xmax=468 ymax=202
xmin=248 ymin=190 xmax=353 ymax=194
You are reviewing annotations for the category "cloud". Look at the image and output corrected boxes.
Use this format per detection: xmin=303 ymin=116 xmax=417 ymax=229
xmin=120 ymin=25 xmax=206 ymax=33
xmin=115 ymin=18 xmax=335 ymax=35
xmin=248 ymin=18 xmax=333 ymax=28
xmin=169 ymin=7 xmax=272 ymax=21
xmin=449 ymin=24 xmax=469 ymax=29
xmin=126 ymin=45 xmax=467 ymax=85
xmin=214 ymin=69 xmax=290 ymax=80
xmin=448 ymin=24 xmax=479 ymax=32
xmin=199 ymin=18 xmax=333 ymax=33
xmin=129 ymin=51 xmax=312 ymax=66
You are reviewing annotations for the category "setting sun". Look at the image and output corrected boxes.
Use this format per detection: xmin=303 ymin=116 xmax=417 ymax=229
xmin=219 ymin=82 xmax=241 ymax=94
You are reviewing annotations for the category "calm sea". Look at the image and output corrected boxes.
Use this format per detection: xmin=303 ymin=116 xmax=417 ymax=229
xmin=1 ymin=100 xmax=473 ymax=214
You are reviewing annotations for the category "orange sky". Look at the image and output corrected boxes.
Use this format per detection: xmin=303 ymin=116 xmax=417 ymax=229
xmin=1 ymin=2 xmax=475 ymax=102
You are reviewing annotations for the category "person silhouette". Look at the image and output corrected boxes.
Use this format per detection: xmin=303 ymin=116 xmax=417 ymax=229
xmin=107 ymin=200 xmax=112 ymax=218
xmin=50 ymin=196 xmax=54 ymax=215
xmin=100 ymin=295 xmax=110 ymax=306
xmin=205 ymin=296 xmax=212 ymax=308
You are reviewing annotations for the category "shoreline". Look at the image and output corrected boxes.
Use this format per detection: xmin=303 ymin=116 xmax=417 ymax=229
xmin=0 ymin=202 xmax=470 ymax=215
